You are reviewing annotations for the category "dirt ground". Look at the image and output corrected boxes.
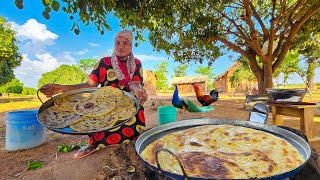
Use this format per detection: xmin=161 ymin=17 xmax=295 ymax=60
xmin=0 ymin=95 xmax=320 ymax=180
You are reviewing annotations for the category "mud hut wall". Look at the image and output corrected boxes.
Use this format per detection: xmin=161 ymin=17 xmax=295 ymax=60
xmin=215 ymin=75 xmax=228 ymax=93
xmin=176 ymin=82 xmax=206 ymax=94
xmin=177 ymin=84 xmax=193 ymax=94
xmin=143 ymin=70 xmax=157 ymax=87
xmin=198 ymin=82 xmax=206 ymax=92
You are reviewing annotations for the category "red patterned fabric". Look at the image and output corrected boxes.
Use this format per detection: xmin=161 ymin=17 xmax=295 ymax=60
xmin=106 ymin=133 xmax=122 ymax=144
xmin=122 ymin=127 xmax=134 ymax=137
xmin=99 ymin=67 xmax=107 ymax=82
xmin=89 ymin=74 xmax=98 ymax=83
xmin=87 ymin=56 xmax=145 ymax=147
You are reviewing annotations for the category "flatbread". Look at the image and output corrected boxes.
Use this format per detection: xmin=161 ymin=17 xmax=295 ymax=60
xmin=141 ymin=124 xmax=305 ymax=179
xmin=115 ymin=95 xmax=135 ymax=108
xmin=92 ymin=86 xmax=123 ymax=98
xmin=54 ymin=92 xmax=92 ymax=111
xmin=73 ymin=97 xmax=117 ymax=117
xmin=70 ymin=111 xmax=118 ymax=132
xmin=39 ymin=106 xmax=83 ymax=128
xmin=116 ymin=106 xmax=136 ymax=120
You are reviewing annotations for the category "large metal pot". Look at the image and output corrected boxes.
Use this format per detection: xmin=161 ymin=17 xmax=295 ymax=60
xmin=135 ymin=119 xmax=311 ymax=180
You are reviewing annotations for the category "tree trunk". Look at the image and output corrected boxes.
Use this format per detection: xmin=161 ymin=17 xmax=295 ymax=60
xmin=247 ymin=56 xmax=273 ymax=94
xmin=306 ymin=58 xmax=316 ymax=91
xmin=263 ymin=62 xmax=273 ymax=94
xmin=232 ymin=82 xmax=239 ymax=97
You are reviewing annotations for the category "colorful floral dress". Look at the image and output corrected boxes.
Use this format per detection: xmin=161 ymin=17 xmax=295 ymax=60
xmin=87 ymin=56 xmax=146 ymax=147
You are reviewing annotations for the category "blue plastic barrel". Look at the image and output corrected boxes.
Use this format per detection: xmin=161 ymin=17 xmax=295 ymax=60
xmin=5 ymin=110 xmax=45 ymax=151
xmin=158 ymin=106 xmax=177 ymax=125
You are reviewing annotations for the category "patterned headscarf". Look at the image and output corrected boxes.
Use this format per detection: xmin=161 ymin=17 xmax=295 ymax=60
xmin=111 ymin=30 xmax=136 ymax=85
xmin=114 ymin=30 xmax=133 ymax=44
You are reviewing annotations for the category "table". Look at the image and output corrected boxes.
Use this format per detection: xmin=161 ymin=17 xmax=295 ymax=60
xmin=268 ymin=102 xmax=320 ymax=141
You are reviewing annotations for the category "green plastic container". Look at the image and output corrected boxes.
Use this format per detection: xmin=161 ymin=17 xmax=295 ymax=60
xmin=158 ymin=106 xmax=177 ymax=125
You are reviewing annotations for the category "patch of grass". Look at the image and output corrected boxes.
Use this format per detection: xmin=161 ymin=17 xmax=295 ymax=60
xmin=0 ymin=98 xmax=41 ymax=113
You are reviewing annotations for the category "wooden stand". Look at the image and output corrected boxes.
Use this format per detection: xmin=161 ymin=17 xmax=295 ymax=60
xmin=268 ymin=102 xmax=320 ymax=141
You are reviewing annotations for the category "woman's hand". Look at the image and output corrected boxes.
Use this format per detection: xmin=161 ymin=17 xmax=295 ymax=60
xmin=129 ymin=82 xmax=148 ymax=105
xmin=39 ymin=84 xmax=66 ymax=98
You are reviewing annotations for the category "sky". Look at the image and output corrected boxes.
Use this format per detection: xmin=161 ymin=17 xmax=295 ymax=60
xmin=0 ymin=1 xmax=318 ymax=88
xmin=0 ymin=1 xmax=237 ymax=88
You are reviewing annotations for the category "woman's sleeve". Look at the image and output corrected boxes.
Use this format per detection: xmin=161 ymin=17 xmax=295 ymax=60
xmin=88 ymin=58 xmax=104 ymax=83
xmin=131 ymin=59 xmax=143 ymax=85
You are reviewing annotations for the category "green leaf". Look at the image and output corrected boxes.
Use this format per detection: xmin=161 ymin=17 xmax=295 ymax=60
xmin=63 ymin=146 xmax=68 ymax=152
xmin=41 ymin=0 xmax=51 ymax=7
xmin=42 ymin=11 xmax=50 ymax=20
xmin=51 ymin=0 xmax=60 ymax=12
xmin=14 ymin=0 xmax=24 ymax=9
xmin=27 ymin=160 xmax=44 ymax=170
xmin=45 ymin=7 xmax=51 ymax=13
xmin=57 ymin=144 xmax=80 ymax=153
xmin=74 ymin=29 xmax=80 ymax=35
xmin=135 ymin=42 xmax=138 ymax=47
xmin=57 ymin=145 xmax=63 ymax=152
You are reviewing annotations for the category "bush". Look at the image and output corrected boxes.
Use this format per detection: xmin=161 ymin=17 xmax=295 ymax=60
xmin=22 ymin=87 xmax=37 ymax=95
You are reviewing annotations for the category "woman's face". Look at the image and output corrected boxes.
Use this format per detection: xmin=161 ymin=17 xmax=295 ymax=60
xmin=114 ymin=36 xmax=132 ymax=58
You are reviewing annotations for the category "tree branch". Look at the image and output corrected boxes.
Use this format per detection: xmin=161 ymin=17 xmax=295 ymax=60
xmin=138 ymin=0 xmax=145 ymax=17
xmin=242 ymin=0 xmax=263 ymax=57
xmin=267 ymin=0 xmax=277 ymax=57
xmin=210 ymin=5 xmax=249 ymax=40
xmin=279 ymin=0 xmax=286 ymax=15
xmin=273 ymin=3 xmax=320 ymax=72
xmin=247 ymin=48 xmax=263 ymax=73
xmin=275 ymin=0 xmax=305 ymax=22
xmin=275 ymin=16 xmax=290 ymax=32
xmin=248 ymin=1 xmax=268 ymax=40
xmin=272 ymin=25 xmax=289 ymax=57
xmin=214 ymin=36 xmax=250 ymax=59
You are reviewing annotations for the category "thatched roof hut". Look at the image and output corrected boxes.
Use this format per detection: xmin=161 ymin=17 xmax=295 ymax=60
xmin=214 ymin=62 xmax=240 ymax=93
xmin=171 ymin=75 xmax=208 ymax=93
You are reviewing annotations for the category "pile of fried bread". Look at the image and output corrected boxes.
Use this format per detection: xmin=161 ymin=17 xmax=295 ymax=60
xmin=39 ymin=86 xmax=136 ymax=132
xmin=141 ymin=124 xmax=305 ymax=179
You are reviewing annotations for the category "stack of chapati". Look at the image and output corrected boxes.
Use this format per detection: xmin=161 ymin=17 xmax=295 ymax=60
xmin=39 ymin=86 xmax=136 ymax=133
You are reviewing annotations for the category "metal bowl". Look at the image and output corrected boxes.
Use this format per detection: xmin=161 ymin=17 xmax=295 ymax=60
xmin=266 ymin=88 xmax=307 ymax=102
xmin=37 ymin=87 xmax=140 ymax=135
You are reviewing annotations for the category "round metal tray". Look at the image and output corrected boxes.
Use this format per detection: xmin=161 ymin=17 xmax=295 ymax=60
xmin=135 ymin=119 xmax=311 ymax=180
xmin=37 ymin=87 xmax=140 ymax=135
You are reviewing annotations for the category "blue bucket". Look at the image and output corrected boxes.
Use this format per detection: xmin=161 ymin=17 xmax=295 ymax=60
xmin=5 ymin=110 xmax=45 ymax=151
xmin=158 ymin=106 xmax=177 ymax=125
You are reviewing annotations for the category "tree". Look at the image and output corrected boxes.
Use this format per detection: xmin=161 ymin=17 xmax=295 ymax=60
xmin=273 ymin=50 xmax=300 ymax=87
xmin=230 ymin=60 xmax=256 ymax=95
xmin=154 ymin=61 xmax=169 ymax=90
xmin=79 ymin=58 xmax=98 ymax=75
xmin=0 ymin=78 xmax=23 ymax=96
xmin=293 ymin=14 xmax=320 ymax=91
xmin=194 ymin=66 xmax=215 ymax=89
xmin=0 ymin=16 xmax=22 ymax=85
xmin=14 ymin=1 xmax=320 ymax=93
xmin=173 ymin=64 xmax=188 ymax=77
xmin=22 ymin=87 xmax=37 ymax=95
xmin=38 ymin=64 xmax=87 ymax=88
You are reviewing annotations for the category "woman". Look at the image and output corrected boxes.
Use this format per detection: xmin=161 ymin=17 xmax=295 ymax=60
xmin=40 ymin=30 xmax=148 ymax=158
